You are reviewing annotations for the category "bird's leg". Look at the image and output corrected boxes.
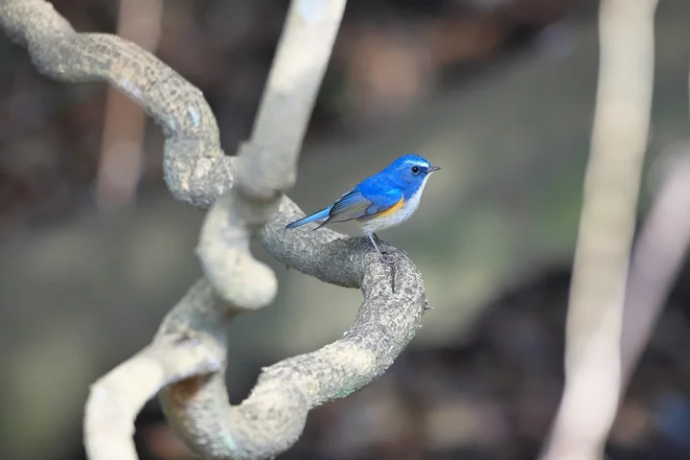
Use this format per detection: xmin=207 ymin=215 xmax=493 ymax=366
xmin=367 ymin=233 xmax=393 ymax=264
xmin=367 ymin=233 xmax=382 ymax=255
xmin=372 ymin=233 xmax=394 ymax=256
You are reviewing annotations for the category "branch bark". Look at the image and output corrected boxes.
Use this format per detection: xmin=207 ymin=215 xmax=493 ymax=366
xmin=0 ymin=1 xmax=430 ymax=459
xmin=541 ymin=1 xmax=658 ymax=459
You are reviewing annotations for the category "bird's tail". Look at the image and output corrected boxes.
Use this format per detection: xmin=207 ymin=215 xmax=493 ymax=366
xmin=285 ymin=206 xmax=332 ymax=230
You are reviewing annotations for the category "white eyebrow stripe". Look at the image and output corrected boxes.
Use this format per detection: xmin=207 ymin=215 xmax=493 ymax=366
xmin=406 ymin=160 xmax=430 ymax=168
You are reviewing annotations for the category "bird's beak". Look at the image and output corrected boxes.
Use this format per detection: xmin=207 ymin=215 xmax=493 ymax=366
xmin=429 ymin=166 xmax=441 ymax=172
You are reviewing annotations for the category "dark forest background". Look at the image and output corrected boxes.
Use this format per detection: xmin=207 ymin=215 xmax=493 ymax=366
xmin=3 ymin=1 xmax=690 ymax=459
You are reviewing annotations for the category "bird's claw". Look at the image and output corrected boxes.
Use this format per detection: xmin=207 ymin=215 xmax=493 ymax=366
xmin=376 ymin=249 xmax=396 ymax=265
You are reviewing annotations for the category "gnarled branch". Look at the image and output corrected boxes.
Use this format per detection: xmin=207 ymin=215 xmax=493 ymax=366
xmin=0 ymin=1 xmax=430 ymax=459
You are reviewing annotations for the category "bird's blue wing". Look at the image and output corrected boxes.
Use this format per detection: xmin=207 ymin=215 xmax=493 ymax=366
xmin=325 ymin=186 xmax=403 ymax=224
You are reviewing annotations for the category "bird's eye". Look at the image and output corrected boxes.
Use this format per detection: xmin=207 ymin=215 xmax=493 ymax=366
xmin=411 ymin=166 xmax=420 ymax=174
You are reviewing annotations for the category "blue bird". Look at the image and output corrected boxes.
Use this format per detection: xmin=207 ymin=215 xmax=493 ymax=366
xmin=285 ymin=154 xmax=440 ymax=260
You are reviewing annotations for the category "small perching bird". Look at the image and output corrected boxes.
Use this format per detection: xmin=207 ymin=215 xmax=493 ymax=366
xmin=285 ymin=154 xmax=440 ymax=261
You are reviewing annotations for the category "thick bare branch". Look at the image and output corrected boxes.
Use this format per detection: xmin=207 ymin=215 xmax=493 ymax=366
xmin=84 ymin=280 xmax=226 ymax=460
xmin=196 ymin=0 xmax=346 ymax=310
xmin=541 ymin=1 xmax=658 ymax=459
xmin=237 ymin=0 xmax=346 ymax=200
xmin=0 ymin=1 xmax=430 ymax=460
xmin=160 ymin=254 xmax=427 ymax=460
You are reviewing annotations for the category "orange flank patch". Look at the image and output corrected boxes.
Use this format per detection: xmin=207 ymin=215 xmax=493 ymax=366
xmin=376 ymin=196 xmax=405 ymax=218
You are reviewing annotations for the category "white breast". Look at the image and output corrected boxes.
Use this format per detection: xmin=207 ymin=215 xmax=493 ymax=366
xmin=360 ymin=175 xmax=431 ymax=234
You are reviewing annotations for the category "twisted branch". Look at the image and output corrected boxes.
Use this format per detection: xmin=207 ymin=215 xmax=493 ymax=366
xmin=0 ymin=1 xmax=430 ymax=459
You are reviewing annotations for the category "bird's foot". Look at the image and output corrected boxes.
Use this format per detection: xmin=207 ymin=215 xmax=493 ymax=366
xmin=377 ymin=245 xmax=404 ymax=265
xmin=366 ymin=233 xmax=399 ymax=265
xmin=377 ymin=251 xmax=396 ymax=265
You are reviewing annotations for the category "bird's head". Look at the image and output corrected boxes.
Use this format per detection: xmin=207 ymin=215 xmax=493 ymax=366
xmin=386 ymin=154 xmax=441 ymax=190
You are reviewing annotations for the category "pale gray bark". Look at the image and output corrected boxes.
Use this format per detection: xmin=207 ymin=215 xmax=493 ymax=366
xmin=0 ymin=1 xmax=430 ymax=459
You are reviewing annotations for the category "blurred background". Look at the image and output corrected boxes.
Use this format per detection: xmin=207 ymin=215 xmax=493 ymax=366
xmin=1 ymin=0 xmax=690 ymax=459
